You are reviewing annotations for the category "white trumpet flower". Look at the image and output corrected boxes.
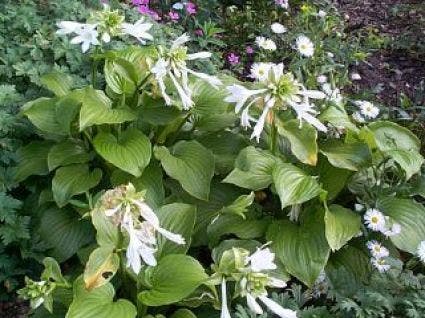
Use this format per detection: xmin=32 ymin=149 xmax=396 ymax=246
xmin=69 ymin=24 xmax=100 ymax=53
xmin=246 ymin=247 xmax=277 ymax=272
xmin=150 ymin=34 xmax=222 ymax=109
xmin=101 ymin=184 xmax=185 ymax=274
xmin=225 ymin=63 xmax=327 ymax=141
xmin=220 ymin=280 xmax=231 ymax=318
xmin=122 ymin=18 xmax=153 ymax=44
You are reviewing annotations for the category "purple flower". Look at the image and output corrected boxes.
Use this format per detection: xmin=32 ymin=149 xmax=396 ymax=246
xmin=168 ymin=11 xmax=179 ymax=21
xmin=246 ymin=46 xmax=254 ymax=54
xmin=227 ymin=53 xmax=240 ymax=65
xmin=185 ymin=2 xmax=197 ymax=15
xmin=194 ymin=28 xmax=203 ymax=36
xmin=138 ymin=4 xmax=151 ymax=14
xmin=275 ymin=0 xmax=289 ymax=9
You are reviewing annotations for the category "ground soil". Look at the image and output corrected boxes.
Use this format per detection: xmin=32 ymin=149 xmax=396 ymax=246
xmin=336 ymin=0 xmax=425 ymax=108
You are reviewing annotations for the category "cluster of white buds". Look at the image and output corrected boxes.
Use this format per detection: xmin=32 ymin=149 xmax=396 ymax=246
xmin=219 ymin=246 xmax=297 ymax=318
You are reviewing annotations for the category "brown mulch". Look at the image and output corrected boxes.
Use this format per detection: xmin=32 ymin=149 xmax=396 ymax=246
xmin=336 ymin=0 xmax=425 ymax=108
xmin=0 ymin=299 xmax=28 ymax=318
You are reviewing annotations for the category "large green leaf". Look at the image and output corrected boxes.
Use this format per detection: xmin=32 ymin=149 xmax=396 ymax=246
xmin=272 ymin=162 xmax=322 ymax=209
xmin=377 ymin=197 xmax=425 ymax=254
xmin=52 ymin=164 xmax=102 ymax=207
xmin=154 ymin=141 xmax=215 ymax=200
xmin=22 ymin=94 xmax=80 ymax=137
xmin=197 ymin=131 xmax=248 ymax=175
xmin=39 ymin=207 xmax=94 ymax=262
xmin=223 ymin=147 xmax=277 ymax=190
xmin=325 ymin=245 xmax=370 ymax=297
xmin=138 ymin=93 xmax=181 ymax=125
xmin=139 ymin=255 xmax=208 ymax=306
xmin=66 ymin=277 xmax=136 ymax=318
xmin=94 ymin=128 xmax=151 ymax=177
xmin=319 ymin=105 xmax=358 ymax=132
xmin=12 ymin=141 xmax=52 ymax=183
xmin=278 ymin=119 xmax=318 ymax=166
xmin=170 ymin=309 xmax=197 ymax=318
xmin=104 ymin=58 xmax=137 ymax=95
xmin=48 ymin=140 xmax=90 ymax=171
xmin=267 ymin=210 xmax=330 ymax=287
xmin=156 ymin=203 xmax=196 ymax=257
xmin=325 ymin=205 xmax=361 ymax=251
xmin=91 ymin=208 xmax=120 ymax=248
xmin=40 ymin=72 xmax=73 ymax=97
xmin=320 ymin=141 xmax=372 ymax=171
xmin=316 ymin=156 xmax=352 ymax=201
xmin=386 ymin=149 xmax=424 ymax=180
xmin=368 ymin=121 xmax=421 ymax=152
xmin=78 ymin=87 xmax=137 ymax=131
xmin=207 ymin=214 xmax=270 ymax=246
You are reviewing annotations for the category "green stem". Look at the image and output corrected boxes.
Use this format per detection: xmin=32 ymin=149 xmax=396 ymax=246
xmin=269 ymin=113 xmax=278 ymax=155
xmin=91 ymin=47 xmax=100 ymax=88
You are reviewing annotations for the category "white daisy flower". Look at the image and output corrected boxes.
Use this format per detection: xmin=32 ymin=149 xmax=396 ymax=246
xmin=417 ymin=241 xmax=425 ymax=263
xmin=225 ymin=63 xmax=327 ymax=142
xmin=355 ymin=100 xmax=380 ymax=119
xmin=364 ymin=208 xmax=386 ymax=232
xmin=367 ymin=240 xmax=390 ymax=259
xmin=250 ymin=63 xmax=272 ymax=82
xmin=296 ymin=35 xmax=314 ymax=57
xmin=271 ymin=22 xmax=287 ymax=34
xmin=256 ymin=37 xmax=277 ymax=51
xmin=371 ymin=257 xmax=391 ymax=273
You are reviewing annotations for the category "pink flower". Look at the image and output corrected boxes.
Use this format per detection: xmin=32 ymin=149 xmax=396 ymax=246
xmin=132 ymin=0 xmax=149 ymax=5
xmin=227 ymin=53 xmax=240 ymax=65
xmin=275 ymin=0 xmax=289 ymax=9
xmin=185 ymin=2 xmax=197 ymax=15
xmin=168 ymin=11 xmax=179 ymax=21
xmin=138 ymin=5 xmax=151 ymax=14
xmin=246 ymin=46 xmax=254 ymax=54
xmin=194 ymin=29 xmax=203 ymax=36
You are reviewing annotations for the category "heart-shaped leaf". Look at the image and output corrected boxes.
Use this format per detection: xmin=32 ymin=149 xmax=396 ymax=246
xmin=52 ymin=164 xmax=102 ymax=207
xmin=66 ymin=277 xmax=136 ymax=318
xmin=94 ymin=128 xmax=151 ymax=177
xmin=325 ymin=205 xmax=361 ymax=251
xmin=78 ymin=87 xmax=136 ymax=131
xmin=377 ymin=197 xmax=425 ymax=254
xmin=154 ymin=141 xmax=215 ymax=200
xmin=48 ymin=140 xmax=90 ymax=171
xmin=320 ymin=141 xmax=372 ymax=171
xmin=267 ymin=209 xmax=330 ymax=287
xmin=278 ymin=119 xmax=318 ymax=166
xmin=139 ymin=254 xmax=208 ymax=306
xmin=272 ymin=162 xmax=322 ymax=209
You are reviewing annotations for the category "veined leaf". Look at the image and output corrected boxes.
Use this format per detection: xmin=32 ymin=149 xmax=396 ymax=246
xmin=386 ymin=149 xmax=424 ymax=180
xmin=12 ymin=141 xmax=52 ymax=183
xmin=320 ymin=141 xmax=372 ymax=171
xmin=94 ymin=128 xmax=151 ymax=177
xmin=278 ymin=119 xmax=318 ymax=166
xmin=154 ymin=141 xmax=215 ymax=201
xmin=368 ymin=121 xmax=421 ymax=152
xmin=156 ymin=203 xmax=196 ymax=257
xmin=48 ymin=140 xmax=90 ymax=171
xmin=377 ymin=197 xmax=425 ymax=254
xmin=223 ymin=147 xmax=277 ymax=190
xmin=272 ymin=162 xmax=322 ymax=209
xmin=40 ymin=72 xmax=73 ymax=97
xmin=66 ymin=277 xmax=136 ymax=318
xmin=267 ymin=209 xmax=330 ymax=287
xmin=52 ymin=164 xmax=102 ymax=207
xmin=39 ymin=207 xmax=94 ymax=262
xmin=78 ymin=87 xmax=136 ymax=131
xmin=139 ymin=255 xmax=208 ymax=306
xmin=325 ymin=205 xmax=361 ymax=251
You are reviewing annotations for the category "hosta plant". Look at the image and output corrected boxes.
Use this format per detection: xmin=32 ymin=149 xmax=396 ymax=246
xmin=14 ymin=4 xmax=425 ymax=318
